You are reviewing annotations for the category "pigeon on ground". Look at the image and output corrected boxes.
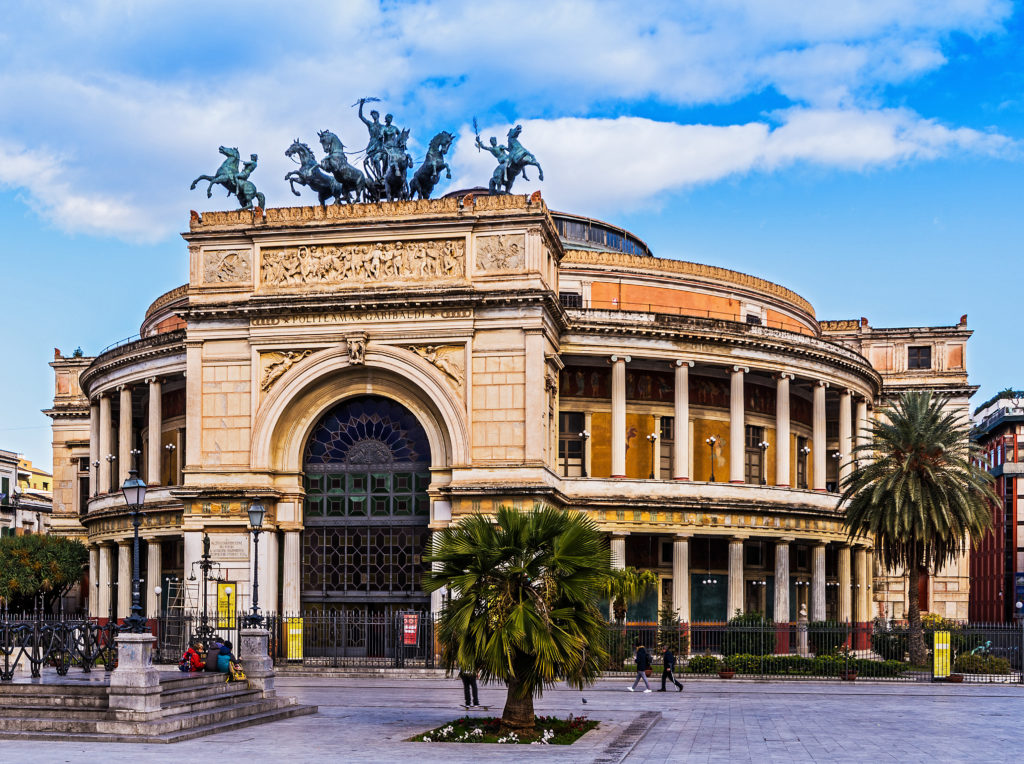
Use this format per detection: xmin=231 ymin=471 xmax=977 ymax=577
xmin=582 ymin=697 xmax=587 ymax=704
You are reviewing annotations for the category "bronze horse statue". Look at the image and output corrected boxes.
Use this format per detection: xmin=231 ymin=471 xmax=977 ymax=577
xmin=284 ymin=139 xmax=346 ymax=208
xmin=190 ymin=146 xmax=265 ymax=209
xmin=318 ymin=130 xmax=367 ymax=203
xmin=409 ymin=131 xmax=455 ymax=200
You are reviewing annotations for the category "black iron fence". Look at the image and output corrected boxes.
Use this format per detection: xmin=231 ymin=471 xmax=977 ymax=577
xmin=0 ymin=616 xmax=118 ymax=680
xmin=604 ymin=620 xmax=1024 ymax=683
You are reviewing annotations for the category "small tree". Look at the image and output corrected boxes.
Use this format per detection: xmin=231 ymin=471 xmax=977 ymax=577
xmin=0 ymin=535 xmax=88 ymax=612
xmin=840 ymin=392 xmax=997 ymax=665
xmin=656 ymin=603 xmax=689 ymax=656
xmin=424 ymin=506 xmax=609 ymax=731
xmin=603 ymin=566 xmax=658 ymax=623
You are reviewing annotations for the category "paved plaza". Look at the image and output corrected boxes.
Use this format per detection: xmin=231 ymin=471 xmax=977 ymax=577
xmin=1 ymin=675 xmax=1022 ymax=763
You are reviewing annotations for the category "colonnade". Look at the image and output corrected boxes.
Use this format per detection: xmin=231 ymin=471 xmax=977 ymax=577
xmin=610 ymin=532 xmax=874 ymax=624
xmin=604 ymin=356 xmax=872 ymax=487
xmin=88 ymin=376 xmax=168 ymax=496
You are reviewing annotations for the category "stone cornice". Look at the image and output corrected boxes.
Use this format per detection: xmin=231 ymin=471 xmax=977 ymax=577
xmin=80 ymin=329 xmax=186 ymax=395
xmin=564 ymin=309 xmax=882 ymax=393
xmin=561 ymin=249 xmax=815 ymax=318
xmin=143 ymin=284 xmax=188 ymax=322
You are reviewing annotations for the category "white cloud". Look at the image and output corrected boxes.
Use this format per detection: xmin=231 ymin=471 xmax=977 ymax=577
xmin=0 ymin=0 xmax=1015 ymax=239
xmin=449 ymin=108 xmax=1014 ymax=214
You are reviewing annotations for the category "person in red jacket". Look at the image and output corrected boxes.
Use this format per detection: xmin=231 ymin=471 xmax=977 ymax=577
xmin=179 ymin=640 xmax=205 ymax=672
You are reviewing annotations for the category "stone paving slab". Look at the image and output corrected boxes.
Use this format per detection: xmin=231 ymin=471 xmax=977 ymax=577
xmin=0 ymin=675 xmax=1021 ymax=762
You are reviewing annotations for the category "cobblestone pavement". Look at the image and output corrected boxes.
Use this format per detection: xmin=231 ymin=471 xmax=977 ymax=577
xmin=1 ymin=676 xmax=1022 ymax=763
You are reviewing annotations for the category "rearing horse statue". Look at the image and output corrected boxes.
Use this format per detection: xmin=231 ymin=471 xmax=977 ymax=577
xmin=284 ymin=139 xmax=346 ymax=208
xmin=409 ymin=131 xmax=455 ymax=200
xmin=501 ymin=124 xmax=543 ymax=194
xmin=318 ymin=130 xmax=367 ymax=204
xmin=190 ymin=146 xmax=265 ymax=209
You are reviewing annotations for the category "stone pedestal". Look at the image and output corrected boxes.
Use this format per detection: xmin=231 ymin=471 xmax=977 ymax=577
xmin=796 ymin=604 xmax=809 ymax=657
xmin=239 ymin=628 xmax=276 ymax=698
xmin=108 ymin=632 xmax=161 ymax=713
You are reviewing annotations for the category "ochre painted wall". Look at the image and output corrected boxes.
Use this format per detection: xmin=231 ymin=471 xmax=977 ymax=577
xmin=591 ymin=412 xmax=611 ymax=477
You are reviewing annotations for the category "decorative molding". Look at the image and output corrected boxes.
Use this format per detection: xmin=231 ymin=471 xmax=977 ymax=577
xmin=346 ymin=334 xmax=367 ymax=365
xmin=259 ymin=239 xmax=465 ymax=288
xmin=202 ymin=249 xmax=252 ymax=284
xmin=476 ymin=233 xmax=525 ymax=272
xmin=405 ymin=344 xmax=464 ymax=393
xmin=260 ymin=350 xmax=313 ymax=392
xmin=561 ymin=248 xmax=815 ymax=318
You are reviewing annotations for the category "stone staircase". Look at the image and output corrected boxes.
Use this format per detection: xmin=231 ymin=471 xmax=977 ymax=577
xmin=0 ymin=671 xmax=317 ymax=743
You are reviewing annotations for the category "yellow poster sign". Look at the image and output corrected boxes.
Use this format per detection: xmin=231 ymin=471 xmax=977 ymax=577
xmin=286 ymin=617 xmax=303 ymax=661
xmin=217 ymin=582 xmax=236 ymax=628
xmin=933 ymin=630 xmax=950 ymax=679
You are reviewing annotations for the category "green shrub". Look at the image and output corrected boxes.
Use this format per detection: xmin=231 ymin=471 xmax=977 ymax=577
xmin=953 ymin=654 xmax=1012 ymax=675
xmin=656 ymin=605 xmax=690 ymax=655
xmin=807 ymin=621 xmax=849 ymax=656
xmin=685 ymin=655 xmax=722 ymax=673
xmin=870 ymin=618 xmax=908 ymax=661
xmin=721 ymin=611 xmax=774 ymax=656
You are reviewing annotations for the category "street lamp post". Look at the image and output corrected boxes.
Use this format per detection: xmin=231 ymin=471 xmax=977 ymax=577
xmin=243 ymin=503 xmax=266 ymax=627
xmin=705 ymin=436 xmax=718 ymax=482
xmin=120 ymin=450 xmax=148 ymax=633
xmin=647 ymin=431 xmax=659 ymax=479
xmin=758 ymin=440 xmax=770 ymax=485
xmin=578 ymin=430 xmax=590 ymax=478
xmin=189 ymin=534 xmax=222 ymax=647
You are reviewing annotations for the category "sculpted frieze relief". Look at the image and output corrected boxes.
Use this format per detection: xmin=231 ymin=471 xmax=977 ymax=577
xmin=203 ymin=249 xmax=252 ymax=284
xmin=405 ymin=344 xmax=464 ymax=393
xmin=476 ymin=233 xmax=525 ymax=272
xmin=260 ymin=350 xmax=313 ymax=392
xmin=260 ymin=238 xmax=465 ymax=288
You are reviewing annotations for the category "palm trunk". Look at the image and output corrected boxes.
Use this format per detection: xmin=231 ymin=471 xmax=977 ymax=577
xmin=501 ymin=675 xmax=535 ymax=731
xmin=907 ymin=555 xmax=927 ymax=666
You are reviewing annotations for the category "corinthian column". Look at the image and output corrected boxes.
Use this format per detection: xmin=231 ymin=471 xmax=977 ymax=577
xmin=813 ymin=381 xmax=827 ymax=491
xmin=776 ymin=373 xmax=793 ymax=486
xmin=611 ymin=355 xmax=629 ymax=478
xmin=147 ymin=377 xmax=162 ymax=486
xmin=729 ymin=366 xmax=748 ymax=484
xmin=673 ymin=360 xmax=693 ymax=480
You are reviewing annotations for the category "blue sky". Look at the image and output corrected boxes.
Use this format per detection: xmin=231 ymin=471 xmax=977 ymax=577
xmin=1 ymin=0 xmax=1022 ymax=469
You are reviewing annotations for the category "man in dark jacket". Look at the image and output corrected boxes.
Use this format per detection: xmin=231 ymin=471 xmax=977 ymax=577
xmin=628 ymin=642 xmax=652 ymax=692
xmin=659 ymin=647 xmax=683 ymax=691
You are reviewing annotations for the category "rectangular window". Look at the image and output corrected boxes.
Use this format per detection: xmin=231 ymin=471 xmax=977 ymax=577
xmin=558 ymin=412 xmax=586 ymax=477
xmin=659 ymin=416 xmax=674 ymax=477
xmin=745 ymin=425 xmax=765 ymax=484
xmin=559 ymin=292 xmax=583 ymax=308
xmin=796 ymin=436 xmax=808 ymax=489
xmin=908 ymin=346 xmax=932 ymax=369
xmin=744 ymin=541 xmax=765 ymax=568
xmin=1 ymin=476 xmax=8 ymax=500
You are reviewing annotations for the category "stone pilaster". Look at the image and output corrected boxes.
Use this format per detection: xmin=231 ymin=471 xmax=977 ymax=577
xmin=282 ymin=530 xmax=301 ymax=613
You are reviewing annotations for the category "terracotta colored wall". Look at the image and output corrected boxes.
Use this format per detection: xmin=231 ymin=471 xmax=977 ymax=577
xmin=591 ymin=412 xmax=611 ymax=478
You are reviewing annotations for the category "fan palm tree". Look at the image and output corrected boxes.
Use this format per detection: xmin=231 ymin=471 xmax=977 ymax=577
xmin=839 ymin=391 xmax=996 ymax=665
xmin=603 ymin=566 xmax=659 ymax=623
xmin=423 ymin=506 xmax=610 ymax=731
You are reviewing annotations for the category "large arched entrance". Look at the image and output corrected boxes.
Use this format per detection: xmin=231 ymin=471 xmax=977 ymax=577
xmin=301 ymin=395 xmax=432 ymax=614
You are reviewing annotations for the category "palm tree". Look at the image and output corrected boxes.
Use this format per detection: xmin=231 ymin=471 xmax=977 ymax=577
xmin=839 ymin=391 xmax=996 ymax=665
xmin=423 ymin=506 xmax=610 ymax=731
xmin=603 ymin=566 xmax=659 ymax=623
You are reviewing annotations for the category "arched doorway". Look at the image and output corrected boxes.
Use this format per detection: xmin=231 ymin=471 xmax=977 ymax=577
xmin=301 ymin=395 xmax=432 ymax=614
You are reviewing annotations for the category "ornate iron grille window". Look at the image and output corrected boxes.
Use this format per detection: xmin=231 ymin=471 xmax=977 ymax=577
xmin=302 ymin=396 xmax=431 ymax=611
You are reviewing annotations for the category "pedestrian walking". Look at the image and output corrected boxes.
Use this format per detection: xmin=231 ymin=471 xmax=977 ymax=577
xmin=459 ymin=667 xmax=480 ymax=707
xmin=628 ymin=642 xmax=652 ymax=692
xmin=659 ymin=646 xmax=683 ymax=691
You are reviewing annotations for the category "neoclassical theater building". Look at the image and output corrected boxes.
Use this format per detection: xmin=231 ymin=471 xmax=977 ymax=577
xmin=46 ymin=193 xmax=976 ymax=625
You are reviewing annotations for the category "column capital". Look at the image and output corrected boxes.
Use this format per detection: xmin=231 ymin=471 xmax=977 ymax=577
xmin=728 ymin=533 xmax=749 ymax=542
xmin=731 ymin=365 xmax=749 ymax=374
xmin=673 ymin=532 xmax=693 ymax=540
xmin=777 ymin=372 xmax=795 ymax=381
xmin=815 ymin=380 xmax=829 ymax=388
xmin=609 ymin=354 xmax=631 ymax=363
xmin=610 ymin=531 xmax=631 ymax=538
xmin=145 ymin=376 xmax=161 ymax=385
xmin=117 ymin=383 xmax=132 ymax=392
xmin=674 ymin=359 xmax=694 ymax=368
xmin=776 ymin=536 xmax=796 ymax=544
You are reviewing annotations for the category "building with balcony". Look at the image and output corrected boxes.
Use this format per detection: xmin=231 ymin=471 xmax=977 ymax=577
xmin=970 ymin=391 xmax=1024 ymax=622
xmin=47 ymin=193 xmax=975 ymax=624
xmin=0 ymin=448 xmax=51 ymax=536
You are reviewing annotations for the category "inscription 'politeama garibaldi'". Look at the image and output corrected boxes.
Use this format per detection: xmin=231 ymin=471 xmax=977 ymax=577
xmin=260 ymin=238 xmax=465 ymax=288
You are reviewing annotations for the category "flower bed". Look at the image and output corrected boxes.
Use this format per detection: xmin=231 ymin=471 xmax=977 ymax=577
xmin=410 ymin=714 xmax=597 ymax=745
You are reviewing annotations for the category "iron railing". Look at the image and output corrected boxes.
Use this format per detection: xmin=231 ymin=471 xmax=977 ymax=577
xmin=604 ymin=620 xmax=1024 ymax=683
xmin=0 ymin=616 xmax=118 ymax=680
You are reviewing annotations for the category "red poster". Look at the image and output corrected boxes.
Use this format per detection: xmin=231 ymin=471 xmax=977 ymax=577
xmin=403 ymin=613 xmax=419 ymax=645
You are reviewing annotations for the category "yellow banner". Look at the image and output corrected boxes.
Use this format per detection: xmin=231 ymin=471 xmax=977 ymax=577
xmin=286 ymin=617 xmax=303 ymax=660
xmin=217 ymin=582 xmax=236 ymax=628
xmin=933 ymin=630 xmax=950 ymax=679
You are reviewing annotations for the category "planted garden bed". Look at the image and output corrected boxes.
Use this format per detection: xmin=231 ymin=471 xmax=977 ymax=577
xmin=410 ymin=714 xmax=597 ymax=744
